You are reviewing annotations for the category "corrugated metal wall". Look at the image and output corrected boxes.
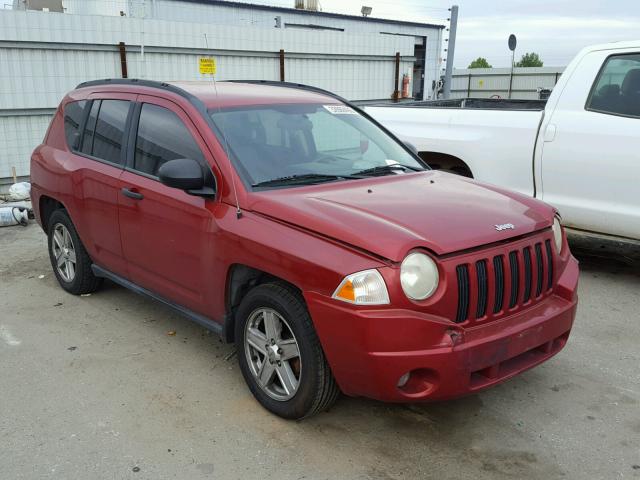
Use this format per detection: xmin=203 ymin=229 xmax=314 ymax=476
xmin=0 ymin=6 xmax=437 ymax=181
xmin=451 ymin=67 xmax=566 ymax=100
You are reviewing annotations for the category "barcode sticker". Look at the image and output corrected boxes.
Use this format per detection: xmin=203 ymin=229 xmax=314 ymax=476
xmin=323 ymin=105 xmax=357 ymax=115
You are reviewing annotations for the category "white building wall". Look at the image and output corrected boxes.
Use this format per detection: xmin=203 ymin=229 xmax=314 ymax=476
xmin=0 ymin=4 xmax=442 ymax=181
xmin=451 ymin=67 xmax=566 ymax=99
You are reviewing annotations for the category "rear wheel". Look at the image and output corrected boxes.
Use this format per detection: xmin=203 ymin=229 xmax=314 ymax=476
xmin=47 ymin=209 xmax=102 ymax=295
xmin=235 ymin=283 xmax=340 ymax=419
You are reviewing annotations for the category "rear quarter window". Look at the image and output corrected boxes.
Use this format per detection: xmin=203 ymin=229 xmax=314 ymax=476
xmin=63 ymin=100 xmax=87 ymax=150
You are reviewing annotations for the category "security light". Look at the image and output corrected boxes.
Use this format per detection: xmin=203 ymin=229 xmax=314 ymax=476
xmin=361 ymin=6 xmax=372 ymax=17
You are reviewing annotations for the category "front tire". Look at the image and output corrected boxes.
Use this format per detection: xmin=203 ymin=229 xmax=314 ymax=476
xmin=235 ymin=283 xmax=340 ymax=419
xmin=47 ymin=209 xmax=103 ymax=295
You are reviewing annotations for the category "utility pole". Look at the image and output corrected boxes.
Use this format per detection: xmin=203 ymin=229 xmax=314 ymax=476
xmin=442 ymin=4 xmax=458 ymax=99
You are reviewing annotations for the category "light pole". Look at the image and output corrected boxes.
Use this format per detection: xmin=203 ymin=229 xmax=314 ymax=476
xmin=442 ymin=5 xmax=458 ymax=99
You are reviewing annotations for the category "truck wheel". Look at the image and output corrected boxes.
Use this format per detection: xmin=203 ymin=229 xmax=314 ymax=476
xmin=235 ymin=283 xmax=340 ymax=419
xmin=47 ymin=209 xmax=103 ymax=295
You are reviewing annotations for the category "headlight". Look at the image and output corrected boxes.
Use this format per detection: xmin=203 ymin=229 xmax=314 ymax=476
xmin=552 ymin=216 xmax=563 ymax=253
xmin=400 ymin=252 xmax=439 ymax=300
xmin=332 ymin=269 xmax=389 ymax=305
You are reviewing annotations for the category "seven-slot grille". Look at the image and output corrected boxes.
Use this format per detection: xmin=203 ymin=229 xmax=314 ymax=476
xmin=455 ymin=238 xmax=555 ymax=324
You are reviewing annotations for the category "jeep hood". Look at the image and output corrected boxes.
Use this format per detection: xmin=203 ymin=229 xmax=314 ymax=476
xmin=247 ymin=171 xmax=555 ymax=262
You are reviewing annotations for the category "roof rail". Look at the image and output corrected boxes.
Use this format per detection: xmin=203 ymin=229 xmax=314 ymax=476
xmin=75 ymin=78 xmax=194 ymax=99
xmin=224 ymin=80 xmax=350 ymax=104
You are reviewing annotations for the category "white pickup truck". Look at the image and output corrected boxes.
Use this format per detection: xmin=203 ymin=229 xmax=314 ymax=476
xmin=366 ymin=41 xmax=639 ymax=242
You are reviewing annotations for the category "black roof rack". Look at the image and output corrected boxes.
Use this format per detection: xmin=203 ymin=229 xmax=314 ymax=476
xmin=76 ymin=78 xmax=193 ymax=97
xmin=75 ymin=78 xmax=350 ymax=107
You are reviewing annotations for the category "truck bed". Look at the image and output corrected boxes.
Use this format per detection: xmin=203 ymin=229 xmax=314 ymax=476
xmin=364 ymin=102 xmax=544 ymax=197
xmin=361 ymin=97 xmax=547 ymax=110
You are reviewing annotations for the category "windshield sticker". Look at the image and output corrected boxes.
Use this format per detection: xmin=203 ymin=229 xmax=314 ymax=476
xmin=323 ymin=105 xmax=358 ymax=115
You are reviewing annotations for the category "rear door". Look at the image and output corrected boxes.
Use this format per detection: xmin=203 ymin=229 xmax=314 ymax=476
xmin=117 ymin=95 xmax=219 ymax=315
xmin=69 ymin=93 xmax=135 ymax=276
xmin=540 ymin=49 xmax=640 ymax=239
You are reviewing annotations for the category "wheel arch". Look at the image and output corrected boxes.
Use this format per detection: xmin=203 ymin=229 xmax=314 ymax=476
xmin=224 ymin=263 xmax=303 ymax=343
xmin=419 ymin=151 xmax=474 ymax=178
xmin=39 ymin=195 xmax=67 ymax=232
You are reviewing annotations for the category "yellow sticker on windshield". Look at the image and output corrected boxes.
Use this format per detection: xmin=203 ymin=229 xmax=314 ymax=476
xmin=323 ymin=105 xmax=357 ymax=115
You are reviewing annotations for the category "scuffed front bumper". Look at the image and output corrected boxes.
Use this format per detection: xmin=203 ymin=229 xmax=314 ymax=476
xmin=305 ymin=256 xmax=579 ymax=402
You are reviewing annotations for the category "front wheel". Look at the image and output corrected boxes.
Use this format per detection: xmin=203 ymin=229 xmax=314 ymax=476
xmin=235 ymin=283 xmax=340 ymax=419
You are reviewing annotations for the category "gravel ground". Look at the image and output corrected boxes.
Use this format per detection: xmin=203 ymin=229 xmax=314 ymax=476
xmin=1 ymin=223 xmax=638 ymax=480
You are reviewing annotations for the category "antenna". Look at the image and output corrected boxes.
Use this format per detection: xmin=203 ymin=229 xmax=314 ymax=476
xmin=204 ymin=33 xmax=242 ymax=219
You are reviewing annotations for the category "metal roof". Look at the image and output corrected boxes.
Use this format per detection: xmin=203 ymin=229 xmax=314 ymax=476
xmin=176 ymin=0 xmax=445 ymax=30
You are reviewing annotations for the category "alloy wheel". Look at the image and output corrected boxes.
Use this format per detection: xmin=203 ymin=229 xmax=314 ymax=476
xmin=244 ymin=307 xmax=302 ymax=401
xmin=52 ymin=223 xmax=77 ymax=283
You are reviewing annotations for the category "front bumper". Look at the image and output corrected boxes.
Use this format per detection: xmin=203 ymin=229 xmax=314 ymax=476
xmin=305 ymin=256 xmax=578 ymax=402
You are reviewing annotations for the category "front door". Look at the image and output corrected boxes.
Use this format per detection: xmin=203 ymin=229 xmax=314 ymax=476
xmin=540 ymin=50 xmax=640 ymax=239
xmin=117 ymin=96 xmax=219 ymax=315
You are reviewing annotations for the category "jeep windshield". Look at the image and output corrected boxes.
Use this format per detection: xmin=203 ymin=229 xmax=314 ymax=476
xmin=209 ymin=103 xmax=426 ymax=188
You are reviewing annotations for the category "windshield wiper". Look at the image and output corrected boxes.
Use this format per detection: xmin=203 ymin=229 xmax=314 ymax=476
xmin=352 ymin=163 xmax=424 ymax=177
xmin=252 ymin=173 xmax=359 ymax=188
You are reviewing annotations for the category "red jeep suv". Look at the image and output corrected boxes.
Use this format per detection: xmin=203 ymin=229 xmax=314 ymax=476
xmin=30 ymin=79 xmax=579 ymax=419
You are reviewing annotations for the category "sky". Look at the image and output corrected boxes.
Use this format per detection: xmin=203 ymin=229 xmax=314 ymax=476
xmin=237 ymin=0 xmax=640 ymax=67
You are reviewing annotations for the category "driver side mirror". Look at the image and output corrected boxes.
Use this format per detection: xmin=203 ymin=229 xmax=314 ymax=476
xmin=158 ymin=158 xmax=215 ymax=197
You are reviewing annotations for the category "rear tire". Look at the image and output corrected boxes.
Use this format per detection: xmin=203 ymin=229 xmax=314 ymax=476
xmin=235 ymin=283 xmax=340 ymax=419
xmin=47 ymin=209 xmax=103 ymax=295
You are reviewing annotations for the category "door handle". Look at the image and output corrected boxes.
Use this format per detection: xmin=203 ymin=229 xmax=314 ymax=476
xmin=121 ymin=188 xmax=144 ymax=200
xmin=544 ymin=124 xmax=557 ymax=142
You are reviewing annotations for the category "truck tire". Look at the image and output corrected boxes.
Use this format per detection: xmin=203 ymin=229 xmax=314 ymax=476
xmin=235 ymin=283 xmax=340 ymax=419
xmin=47 ymin=209 xmax=103 ymax=295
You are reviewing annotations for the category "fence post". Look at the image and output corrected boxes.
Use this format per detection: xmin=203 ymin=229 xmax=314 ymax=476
xmin=393 ymin=52 xmax=400 ymax=102
xmin=279 ymin=49 xmax=285 ymax=82
xmin=118 ymin=42 xmax=128 ymax=78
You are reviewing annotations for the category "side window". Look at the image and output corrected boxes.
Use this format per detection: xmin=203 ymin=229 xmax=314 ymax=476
xmin=80 ymin=99 xmax=130 ymax=164
xmin=92 ymin=100 xmax=130 ymax=164
xmin=63 ymin=100 xmax=87 ymax=150
xmin=81 ymin=100 xmax=100 ymax=154
xmin=134 ymin=104 xmax=205 ymax=176
xmin=587 ymin=53 xmax=640 ymax=118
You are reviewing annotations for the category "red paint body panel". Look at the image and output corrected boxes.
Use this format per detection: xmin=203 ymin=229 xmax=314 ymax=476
xmin=248 ymin=170 xmax=556 ymax=260
xmin=30 ymin=81 xmax=579 ymax=404
xmin=306 ymin=246 xmax=578 ymax=401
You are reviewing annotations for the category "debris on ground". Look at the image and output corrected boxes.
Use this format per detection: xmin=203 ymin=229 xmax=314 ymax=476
xmin=167 ymin=330 xmax=176 ymax=336
xmin=6 ymin=182 xmax=31 ymax=201
xmin=0 ymin=206 xmax=29 ymax=227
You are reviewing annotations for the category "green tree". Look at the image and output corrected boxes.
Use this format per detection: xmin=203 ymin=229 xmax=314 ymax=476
xmin=515 ymin=52 xmax=544 ymax=67
xmin=468 ymin=57 xmax=492 ymax=69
